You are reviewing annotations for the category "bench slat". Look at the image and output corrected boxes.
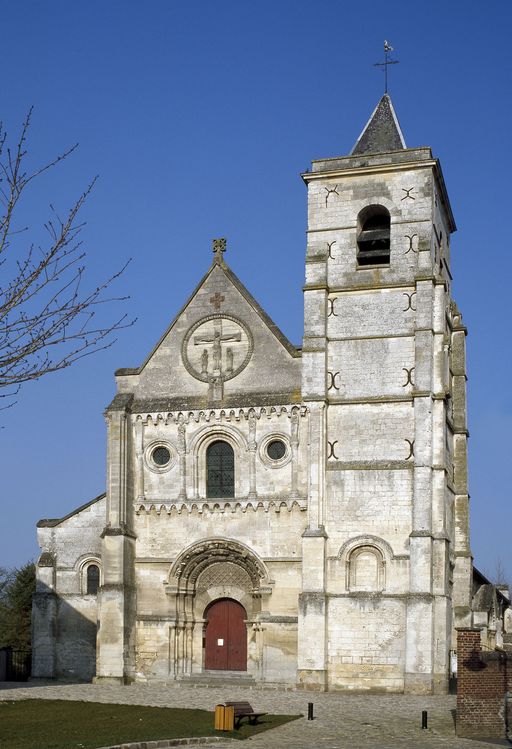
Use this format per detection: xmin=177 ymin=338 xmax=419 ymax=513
xmin=222 ymin=701 xmax=267 ymax=727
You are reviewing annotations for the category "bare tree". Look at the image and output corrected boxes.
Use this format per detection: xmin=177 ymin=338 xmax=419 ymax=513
xmin=0 ymin=109 xmax=133 ymax=407
xmin=494 ymin=557 xmax=508 ymax=586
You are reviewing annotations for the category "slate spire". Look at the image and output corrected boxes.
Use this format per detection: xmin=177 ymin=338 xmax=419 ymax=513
xmin=351 ymin=94 xmax=406 ymax=155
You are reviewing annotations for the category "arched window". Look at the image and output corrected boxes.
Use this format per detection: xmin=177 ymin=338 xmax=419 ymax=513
xmin=86 ymin=564 xmax=100 ymax=595
xmin=207 ymin=440 xmax=234 ymax=498
xmin=357 ymin=205 xmax=390 ymax=266
xmin=348 ymin=546 xmax=384 ymax=591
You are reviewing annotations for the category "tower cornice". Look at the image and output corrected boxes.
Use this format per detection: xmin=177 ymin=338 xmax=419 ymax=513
xmin=302 ymin=158 xmax=436 ymax=182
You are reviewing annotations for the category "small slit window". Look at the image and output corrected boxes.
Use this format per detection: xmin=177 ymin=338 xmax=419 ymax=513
xmin=86 ymin=564 xmax=100 ymax=595
xmin=357 ymin=205 xmax=390 ymax=266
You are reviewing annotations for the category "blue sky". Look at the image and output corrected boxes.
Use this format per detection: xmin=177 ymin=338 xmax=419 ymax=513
xmin=1 ymin=1 xmax=511 ymax=581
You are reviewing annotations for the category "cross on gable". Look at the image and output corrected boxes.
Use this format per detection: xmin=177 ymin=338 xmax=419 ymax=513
xmin=212 ymin=237 xmax=227 ymax=263
xmin=210 ymin=292 xmax=225 ymax=310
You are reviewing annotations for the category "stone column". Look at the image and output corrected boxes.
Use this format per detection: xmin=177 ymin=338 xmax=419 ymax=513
xmin=247 ymin=410 xmax=257 ymax=500
xmin=134 ymin=415 xmax=144 ymax=501
xmin=177 ymin=415 xmax=187 ymax=500
xmin=290 ymin=407 xmax=300 ymax=498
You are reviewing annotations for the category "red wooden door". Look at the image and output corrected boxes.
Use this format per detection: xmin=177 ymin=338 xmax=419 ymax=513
xmin=204 ymin=599 xmax=247 ymax=671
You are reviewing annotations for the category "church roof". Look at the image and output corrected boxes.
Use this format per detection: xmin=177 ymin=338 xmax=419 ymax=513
xmin=37 ymin=492 xmax=106 ymax=527
xmin=351 ymin=94 xmax=406 ymax=155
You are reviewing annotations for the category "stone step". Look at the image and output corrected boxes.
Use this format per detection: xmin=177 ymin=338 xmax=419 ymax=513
xmin=179 ymin=670 xmax=257 ymax=687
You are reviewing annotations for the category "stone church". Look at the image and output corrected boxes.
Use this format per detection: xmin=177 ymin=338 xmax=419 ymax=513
xmin=33 ymin=94 xmax=482 ymax=693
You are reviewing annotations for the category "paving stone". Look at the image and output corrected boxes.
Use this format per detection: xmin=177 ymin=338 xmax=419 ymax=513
xmin=0 ymin=681 xmax=506 ymax=748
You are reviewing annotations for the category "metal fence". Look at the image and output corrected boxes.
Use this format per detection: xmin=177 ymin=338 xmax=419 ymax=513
xmin=0 ymin=647 xmax=31 ymax=681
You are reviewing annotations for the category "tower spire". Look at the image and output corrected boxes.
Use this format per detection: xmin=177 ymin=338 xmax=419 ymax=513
xmin=350 ymin=93 xmax=406 ymax=155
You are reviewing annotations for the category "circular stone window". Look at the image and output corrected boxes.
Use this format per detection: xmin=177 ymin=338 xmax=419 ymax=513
xmin=266 ymin=439 xmax=286 ymax=461
xmin=152 ymin=446 xmax=171 ymax=467
xmin=259 ymin=435 xmax=291 ymax=468
xmin=144 ymin=442 xmax=176 ymax=473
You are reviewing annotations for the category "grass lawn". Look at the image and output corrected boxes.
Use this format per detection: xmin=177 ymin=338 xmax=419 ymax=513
xmin=0 ymin=699 xmax=300 ymax=749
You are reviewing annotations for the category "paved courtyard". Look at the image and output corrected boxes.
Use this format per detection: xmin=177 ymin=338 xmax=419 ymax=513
xmin=0 ymin=681 xmax=508 ymax=749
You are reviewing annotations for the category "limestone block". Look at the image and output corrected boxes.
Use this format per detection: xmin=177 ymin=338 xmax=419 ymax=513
xmin=327 ymin=595 xmax=406 ymax=692
xmin=328 ymin=402 xmax=414 ymax=463
xmin=325 ymin=469 xmax=413 ymax=556
xmin=261 ymin=622 xmax=297 ymax=683
xmin=327 ymin=287 xmax=416 ymax=339
xmin=328 ymin=337 xmax=415 ymax=399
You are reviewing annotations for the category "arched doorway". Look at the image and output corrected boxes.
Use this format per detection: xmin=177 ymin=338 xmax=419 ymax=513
xmin=204 ymin=598 xmax=247 ymax=671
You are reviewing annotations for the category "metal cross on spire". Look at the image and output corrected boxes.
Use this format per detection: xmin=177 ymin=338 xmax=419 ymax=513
xmin=374 ymin=40 xmax=399 ymax=94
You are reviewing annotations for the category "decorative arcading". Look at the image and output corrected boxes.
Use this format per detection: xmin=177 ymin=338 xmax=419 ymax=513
xmin=135 ymin=496 xmax=307 ymax=515
xmin=134 ymin=404 xmax=307 ymax=426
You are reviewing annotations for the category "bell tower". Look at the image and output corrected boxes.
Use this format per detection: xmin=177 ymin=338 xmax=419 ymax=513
xmin=298 ymin=94 xmax=472 ymax=693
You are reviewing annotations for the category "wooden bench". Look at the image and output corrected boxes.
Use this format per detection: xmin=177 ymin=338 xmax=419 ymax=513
xmin=224 ymin=701 xmax=267 ymax=728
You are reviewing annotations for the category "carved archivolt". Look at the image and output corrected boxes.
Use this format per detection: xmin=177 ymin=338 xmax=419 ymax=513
xmin=167 ymin=537 xmax=272 ymax=594
xmin=164 ymin=539 xmax=273 ymax=677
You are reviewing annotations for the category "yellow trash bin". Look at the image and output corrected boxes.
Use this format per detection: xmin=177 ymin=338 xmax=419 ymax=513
xmin=214 ymin=704 xmax=235 ymax=731
xmin=214 ymin=704 xmax=225 ymax=730
xmin=223 ymin=705 xmax=235 ymax=731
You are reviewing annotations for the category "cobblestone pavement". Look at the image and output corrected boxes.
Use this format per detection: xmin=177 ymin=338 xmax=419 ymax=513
xmin=0 ymin=681 xmax=508 ymax=749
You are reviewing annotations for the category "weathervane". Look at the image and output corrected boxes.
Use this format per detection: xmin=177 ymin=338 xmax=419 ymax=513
xmin=374 ymin=40 xmax=399 ymax=94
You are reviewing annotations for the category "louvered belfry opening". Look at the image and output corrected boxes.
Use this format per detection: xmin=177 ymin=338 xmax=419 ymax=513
xmin=206 ymin=440 xmax=235 ymax=498
xmin=357 ymin=205 xmax=391 ymax=266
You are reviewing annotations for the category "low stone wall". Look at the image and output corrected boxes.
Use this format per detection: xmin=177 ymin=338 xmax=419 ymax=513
xmin=98 ymin=739 xmax=235 ymax=749
xmin=456 ymin=627 xmax=512 ymax=740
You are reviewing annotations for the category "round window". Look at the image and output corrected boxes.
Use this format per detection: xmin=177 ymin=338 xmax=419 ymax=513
xmin=152 ymin=446 xmax=171 ymax=466
xmin=266 ymin=439 xmax=286 ymax=461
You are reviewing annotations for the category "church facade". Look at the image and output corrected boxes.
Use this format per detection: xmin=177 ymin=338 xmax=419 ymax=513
xmin=33 ymin=95 xmax=476 ymax=693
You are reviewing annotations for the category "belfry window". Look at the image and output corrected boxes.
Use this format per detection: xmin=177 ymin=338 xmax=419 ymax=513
xmin=206 ymin=440 xmax=234 ymax=498
xmin=357 ymin=205 xmax=391 ymax=266
xmin=86 ymin=564 xmax=100 ymax=595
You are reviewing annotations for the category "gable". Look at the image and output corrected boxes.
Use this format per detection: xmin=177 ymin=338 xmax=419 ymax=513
xmin=37 ymin=493 xmax=107 ymax=529
xmin=114 ymin=260 xmax=301 ymax=408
